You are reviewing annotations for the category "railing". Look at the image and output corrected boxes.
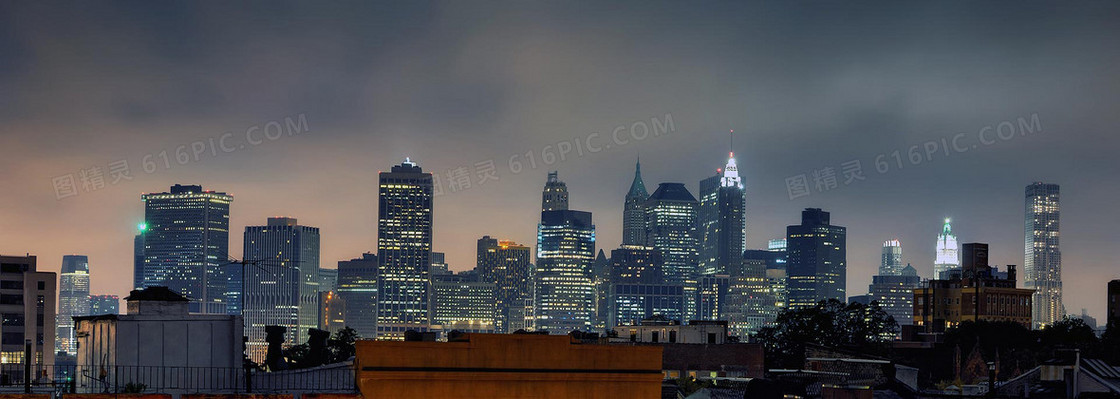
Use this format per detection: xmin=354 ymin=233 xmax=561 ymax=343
xmin=0 ymin=363 xmax=356 ymax=394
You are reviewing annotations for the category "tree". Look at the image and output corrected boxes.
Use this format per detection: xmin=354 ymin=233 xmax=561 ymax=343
xmin=754 ymin=299 xmax=898 ymax=368
xmin=328 ymin=327 xmax=358 ymax=363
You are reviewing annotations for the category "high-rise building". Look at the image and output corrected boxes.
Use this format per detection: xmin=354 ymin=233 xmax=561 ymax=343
xmin=338 ymin=253 xmax=378 ymax=338
xmin=696 ymin=274 xmax=729 ymax=321
xmin=1025 ymin=182 xmax=1062 ymax=329
xmin=376 ymin=159 xmax=434 ymax=340
xmin=727 ymin=250 xmax=780 ymax=338
xmin=319 ymin=268 xmax=338 ymax=292
xmin=880 ymin=240 xmax=903 ymax=276
xmin=431 ymin=272 xmax=496 ymax=334
xmin=240 ymin=217 xmax=320 ymax=362
xmin=786 ymin=208 xmax=846 ymax=309
xmin=605 ymin=245 xmax=684 ymax=327
xmin=934 ymin=219 xmax=960 ymax=280
xmin=430 ymin=252 xmax=451 ymax=276
xmin=133 ymin=228 xmax=145 ymax=290
xmin=1108 ymin=280 xmax=1120 ymax=330
xmin=766 ymin=239 xmax=789 ymax=310
xmin=535 ymin=209 xmax=596 ymax=334
xmin=592 ymin=249 xmax=611 ymax=330
xmin=319 ymin=290 xmax=346 ymax=333
xmin=914 ymin=243 xmax=1033 ymax=331
xmin=868 ymin=264 xmax=922 ymax=327
xmin=623 ymin=158 xmax=649 ymax=246
xmin=140 ymin=184 xmax=232 ymax=314
xmin=542 ymin=171 xmax=569 ymax=212
xmin=477 ymin=237 xmax=533 ymax=333
xmin=56 ymin=255 xmax=89 ymax=354
xmin=645 ymin=183 xmax=700 ymax=320
xmin=88 ymin=295 xmax=119 ymax=315
xmin=0 ymin=255 xmax=56 ymax=373
xmin=698 ymin=151 xmax=746 ymax=276
xmin=609 ymin=246 xmax=663 ymax=285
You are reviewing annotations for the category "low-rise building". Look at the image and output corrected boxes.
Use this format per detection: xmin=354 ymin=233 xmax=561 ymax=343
xmin=612 ymin=319 xmax=728 ymax=344
xmin=0 ymin=254 xmax=56 ymax=382
xmin=913 ymin=243 xmax=1033 ymax=332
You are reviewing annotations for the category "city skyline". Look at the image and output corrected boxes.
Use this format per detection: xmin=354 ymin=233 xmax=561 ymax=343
xmin=3 ymin=2 xmax=1120 ymax=322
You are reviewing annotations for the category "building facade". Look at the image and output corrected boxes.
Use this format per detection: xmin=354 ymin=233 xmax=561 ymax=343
xmin=726 ymin=250 xmax=780 ymax=338
xmin=477 ymin=237 xmax=532 ymax=333
xmin=1025 ymin=182 xmax=1062 ymax=328
xmin=57 ymin=255 xmax=90 ymax=354
xmin=89 ymin=294 xmax=119 ymax=315
xmin=535 ymin=209 xmax=596 ymax=333
xmin=645 ymin=183 xmax=699 ymax=320
xmin=0 ymin=254 xmax=56 ymax=377
xmin=914 ymin=243 xmax=1034 ymax=332
xmin=431 ymin=273 xmax=496 ymax=334
xmin=934 ymin=219 xmax=960 ymax=280
xmin=880 ymin=240 xmax=903 ymax=276
xmin=698 ymin=152 xmax=746 ymax=277
xmin=868 ymin=264 xmax=922 ymax=326
xmin=338 ymin=253 xmax=378 ymax=338
xmin=139 ymin=184 xmax=232 ymax=314
xmin=319 ymin=290 xmax=346 ymax=333
xmin=318 ymin=268 xmax=338 ymax=292
xmin=786 ymin=208 xmax=847 ymax=309
xmin=1108 ymin=280 xmax=1120 ymax=330
xmin=623 ymin=159 xmax=649 ymax=246
xmin=241 ymin=217 xmax=321 ymax=361
xmin=542 ymin=171 xmax=569 ymax=212
xmin=377 ymin=159 xmax=434 ymax=340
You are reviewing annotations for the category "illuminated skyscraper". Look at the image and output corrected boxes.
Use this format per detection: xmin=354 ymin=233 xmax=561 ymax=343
xmin=338 ymin=253 xmax=377 ymax=338
xmin=786 ymin=208 xmax=846 ymax=309
xmin=934 ymin=219 xmax=960 ymax=279
xmin=242 ymin=217 xmax=321 ymax=362
xmin=726 ymin=250 xmax=780 ymax=337
xmin=542 ymin=171 xmax=569 ymax=212
xmin=698 ymin=150 xmax=746 ymax=276
xmin=535 ymin=209 xmax=596 ymax=333
xmin=868 ymin=264 xmax=921 ymax=326
xmin=431 ymin=272 xmax=496 ymax=334
xmin=56 ymin=255 xmax=89 ymax=354
xmin=623 ymin=158 xmax=649 ymax=246
xmin=140 ymin=184 xmax=232 ymax=314
xmin=376 ymin=159 xmax=434 ymax=340
xmin=645 ymin=183 xmax=700 ymax=320
xmin=606 ymin=245 xmax=685 ymax=327
xmin=880 ymin=240 xmax=903 ymax=276
xmin=477 ymin=237 xmax=533 ymax=333
xmin=1025 ymin=182 xmax=1062 ymax=328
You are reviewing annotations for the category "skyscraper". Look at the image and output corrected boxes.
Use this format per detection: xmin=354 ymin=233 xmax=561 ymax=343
xmin=606 ymin=246 xmax=684 ymax=327
xmin=542 ymin=171 xmax=569 ymax=212
xmin=376 ymin=159 xmax=434 ymax=340
xmin=786 ymin=208 xmax=846 ymax=309
xmin=934 ymin=219 xmax=960 ymax=280
xmin=622 ymin=158 xmax=649 ymax=246
xmin=1025 ymin=182 xmax=1062 ymax=328
xmin=431 ymin=272 xmax=497 ymax=334
xmin=868 ymin=264 xmax=921 ymax=327
xmin=338 ymin=253 xmax=378 ymax=338
xmin=140 ymin=184 xmax=232 ymax=314
xmin=319 ymin=268 xmax=338 ymax=292
xmin=241 ymin=217 xmax=321 ymax=362
xmin=645 ymin=183 xmax=700 ymax=320
xmin=88 ymin=294 xmax=119 ymax=315
xmin=880 ymin=240 xmax=903 ymax=276
xmin=56 ymin=255 xmax=89 ymax=354
xmin=535 ymin=209 xmax=596 ymax=334
xmin=698 ymin=151 xmax=746 ymax=276
xmin=726 ymin=250 xmax=780 ymax=337
xmin=133 ymin=228 xmax=145 ymax=290
xmin=477 ymin=237 xmax=533 ymax=333
xmin=430 ymin=252 xmax=451 ymax=276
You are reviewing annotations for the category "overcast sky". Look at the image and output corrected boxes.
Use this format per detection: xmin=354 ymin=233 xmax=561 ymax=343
xmin=2 ymin=2 xmax=1118 ymax=320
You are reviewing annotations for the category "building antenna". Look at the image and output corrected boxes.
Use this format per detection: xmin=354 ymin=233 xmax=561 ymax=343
xmin=729 ymin=129 xmax=734 ymax=157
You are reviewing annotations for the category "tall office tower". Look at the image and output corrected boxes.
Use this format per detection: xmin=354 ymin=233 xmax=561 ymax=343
xmin=726 ymin=250 xmax=780 ymax=338
xmin=477 ymin=236 xmax=533 ymax=333
xmin=645 ymin=183 xmax=700 ymax=320
xmin=542 ymin=171 xmax=569 ymax=212
xmin=535 ymin=209 xmax=596 ymax=333
xmin=376 ymin=159 xmax=434 ymax=340
xmin=696 ymin=274 xmax=729 ymax=321
xmin=431 ymin=272 xmax=497 ymax=334
xmin=592 ymin=249 xmax=611 ymax=330
xmin=56 ymin=255 xmax=90 ymax=354
xmin=880 ymin=240 xmax=903 ymax=276
xmin=88 ymin=295 xmax=119 ymax=315
xmin=225 ymin=263 xmax=243 ymax=316
xmin=430 ymin=252 xmax=451 ymax=276
xmin=698 ymin=151 xmax=746 ymax=276
xmin=606 ymin=246 xmax=684 ymax=327
xmin=318 ymin=268 xmax=338 ymax=292
xmin=1108 ymin=280 xmax=1120 ymax=330
xmin=766 ymin=238 xmax=789 ymax=309
xmin=242 ymin=217 xmax=321 ymax=362
xmin=623 ymin=158 xmax=649 ymax=246
xmin=0 ymin=255 xmax=56 ymax=373
xmin=1025 ymin=182 xmax=1062 ymax=329
xmin=934 ymin=219 xmax=960 ymax=280
xmin=868 ymin=264 xmax=922 ymax=327
xmin=133 ymin=227 xmax=145 ymax=290
xmin=768 ymin=238 xmax=788 ymax=265
xmin=318 ymin=290 xmax=346 ymax=333
xmin=786 ymin=208 xmax=847 ymax=309
xmin=338 ymin=253 xmax=378 ymax=338
xmin=140 ymin=184 xmax=232 ymax=314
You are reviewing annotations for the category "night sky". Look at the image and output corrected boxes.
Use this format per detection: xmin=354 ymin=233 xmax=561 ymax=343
xmin=2 ymin=2 xmax=1118 ymax=319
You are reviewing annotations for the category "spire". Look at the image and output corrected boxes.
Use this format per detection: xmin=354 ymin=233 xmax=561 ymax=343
xmin=626 ymin=156 xmax=648 ymax=199
xmin=720 ymin=129 xmax=743 ymax=189
xmin=943 ymin=218 xmax=952 ymax=235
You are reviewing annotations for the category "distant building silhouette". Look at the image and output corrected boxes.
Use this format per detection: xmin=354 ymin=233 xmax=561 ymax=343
xmin=1108 ymin=280 xmax=1120 ymax=330
xmin=139 ymin=184 xmax=232 ymax=314
xmin=1025 ymin=182 xmax=1062 ymax=328
xmin=376 ymin=159 xmax=434 ymax=340
xmin=786 ymin=208 xmax=846 ymax=309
